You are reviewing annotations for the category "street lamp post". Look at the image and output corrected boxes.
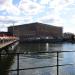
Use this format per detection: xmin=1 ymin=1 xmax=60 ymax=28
xmin=13 ymin=23 xmax=14 ymax=38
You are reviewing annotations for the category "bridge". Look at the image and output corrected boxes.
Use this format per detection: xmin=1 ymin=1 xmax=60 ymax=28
xmin=0 ymin=36 xmax=19 ymax=60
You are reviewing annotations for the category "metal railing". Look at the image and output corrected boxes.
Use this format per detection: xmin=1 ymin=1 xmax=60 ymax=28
xmin=0 ymin=37 xmax=19 ymax=44
xmin=1 ymin=51 xmax=75 ymax=75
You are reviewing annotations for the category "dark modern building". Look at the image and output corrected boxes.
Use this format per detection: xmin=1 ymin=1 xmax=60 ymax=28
xmin=8 ymin=22 xmax=63 ymax=42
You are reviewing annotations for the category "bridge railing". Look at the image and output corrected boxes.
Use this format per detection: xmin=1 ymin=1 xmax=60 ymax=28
xmin=0 ymin=51 xmax=75 ymax=75
xmin=0 ymin=36 xmax=19 ymax=44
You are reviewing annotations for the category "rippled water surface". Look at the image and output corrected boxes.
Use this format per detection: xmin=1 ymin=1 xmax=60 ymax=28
xmin=9 ymin=43 xmax=75 ymax=75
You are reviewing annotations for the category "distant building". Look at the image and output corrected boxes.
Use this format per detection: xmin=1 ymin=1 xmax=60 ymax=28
xmin=0 ymin=32 xmax=12 ymax=37
xmin=8 ymin=22 xmax=63 ymax=42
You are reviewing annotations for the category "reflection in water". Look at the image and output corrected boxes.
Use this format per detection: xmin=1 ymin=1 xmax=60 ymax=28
xmin=46 ymin=43 xmax=49 ymax=52
xmin=18 ymin=43 xmax=63 ymax=53
xmin=9 ymin=43 xmax=75 ymax=75
xmin=0 ymin=51 xmax=16 ymax=75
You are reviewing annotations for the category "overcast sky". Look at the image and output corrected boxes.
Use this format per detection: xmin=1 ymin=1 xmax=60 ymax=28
xmin=0 ymin=0 xmax=75 ymax=33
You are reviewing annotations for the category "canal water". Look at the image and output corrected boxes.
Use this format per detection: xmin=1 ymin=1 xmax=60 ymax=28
xmin=8 ymin=43 xmax=75 ymax=75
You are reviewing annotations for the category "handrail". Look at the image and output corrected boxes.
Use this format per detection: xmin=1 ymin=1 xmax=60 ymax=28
xmin=0 ymin=51 xmax=75 ymax=75
xmin=1 ymin=50 xmax=75 ymax=55
xmin=2 ymin=51 xmax=75 ymax=55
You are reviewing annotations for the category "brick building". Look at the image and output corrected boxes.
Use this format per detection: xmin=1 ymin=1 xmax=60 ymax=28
xmin=8 ymin=22 xmax=63 ymax=42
